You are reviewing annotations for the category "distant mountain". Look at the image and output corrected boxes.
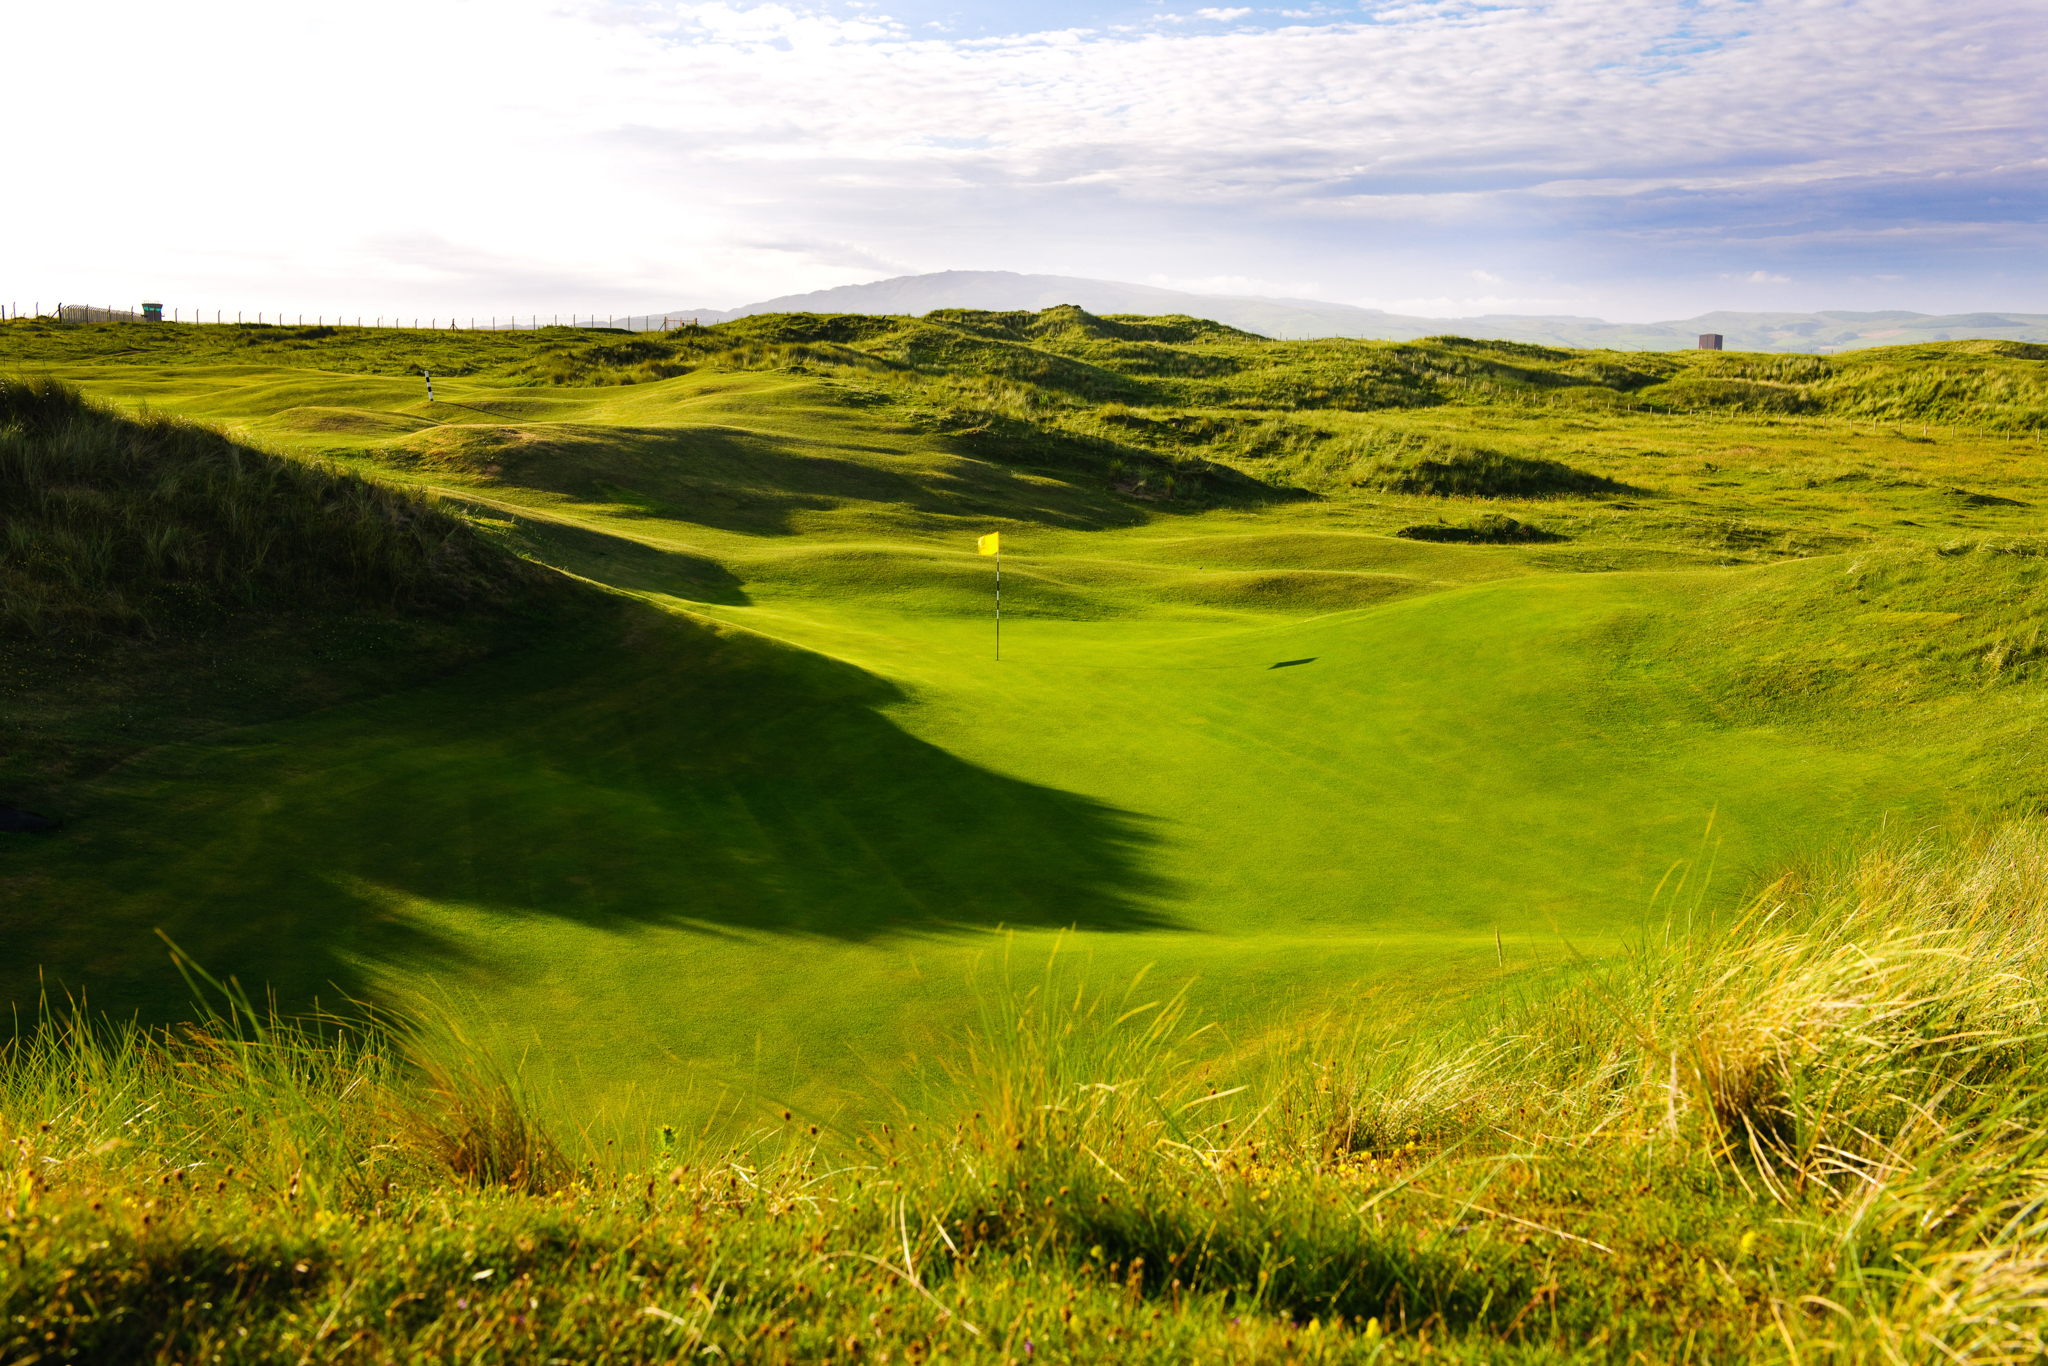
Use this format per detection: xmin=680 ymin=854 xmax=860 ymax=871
xmin=644 ymin=270 xmax=2048 ymax=354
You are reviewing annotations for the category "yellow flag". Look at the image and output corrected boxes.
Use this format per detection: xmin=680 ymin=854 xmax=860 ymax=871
xmin=977 ymin=532 xmax=1001 ymax=556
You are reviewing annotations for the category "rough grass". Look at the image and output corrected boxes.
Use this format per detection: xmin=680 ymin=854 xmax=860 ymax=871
xmin=9 ymin=827 xmax=2048 ymax=1361
xmin=1610 ymin=542 xmax=2048 ymax=730
xmin=0 ymin=377 xmax=541 ymax=636
xmin=1372 ymin=448 xmax=1629 ymax=499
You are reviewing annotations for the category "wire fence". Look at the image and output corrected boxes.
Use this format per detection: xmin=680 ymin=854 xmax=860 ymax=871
xmin=2 ymin=302 xmax=710 ymax=332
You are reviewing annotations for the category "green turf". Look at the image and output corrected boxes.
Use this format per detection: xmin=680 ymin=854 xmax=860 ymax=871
xmin=6 ymin=315 xmax=2046 ymax=1130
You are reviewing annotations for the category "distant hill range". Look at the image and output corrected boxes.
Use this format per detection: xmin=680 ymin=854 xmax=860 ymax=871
xmin=655 ymin=270 xmax=2048 ymax=354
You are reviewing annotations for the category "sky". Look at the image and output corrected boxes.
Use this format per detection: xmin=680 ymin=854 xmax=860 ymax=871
xmin=8 ymin=0 xmax=2045 ymax=322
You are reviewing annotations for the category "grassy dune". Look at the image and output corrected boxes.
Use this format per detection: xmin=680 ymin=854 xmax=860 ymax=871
xmin=4 ymin=312 xmax=2048 ymax=1357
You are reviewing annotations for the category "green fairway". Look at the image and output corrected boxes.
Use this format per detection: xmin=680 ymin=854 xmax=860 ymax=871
xmin=7 ymin=557 xmax=1951 ymax=1118
xmin=7 ymin=317 xmax=2046 ymax=1129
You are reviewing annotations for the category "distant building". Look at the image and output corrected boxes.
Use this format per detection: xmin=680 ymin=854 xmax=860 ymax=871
xmin=1698 ymin=333 xmax=1724 ymax=350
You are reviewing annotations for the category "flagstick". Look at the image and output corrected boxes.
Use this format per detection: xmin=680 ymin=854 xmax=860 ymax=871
xmin=995 ymin=551 xmax=1001 ymax=662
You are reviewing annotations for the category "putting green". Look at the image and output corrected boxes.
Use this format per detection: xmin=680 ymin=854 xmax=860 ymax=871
xmin=4 ymin=362 xmax=1988 ymax=1128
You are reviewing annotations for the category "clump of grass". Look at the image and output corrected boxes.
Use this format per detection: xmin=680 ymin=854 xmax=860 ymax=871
xmin=383 ymin=1000 xmax=573 ymax=1196
xmin=1395 ymin=514 xmax=1562 ymax=544
xmin=1649 ymin=374 xmax=1822 ymax=415
xmin=0 ymin=375 xmax=539 ymax=635
xmin=504 ymin=336 xmax=692 ymax=386
xmin=1420 ymin=335 xmax=1572 ymax=363
xmin=1 ymin=941 xmax=578 ymax=1220
xmin=1302 ymin=824 xmax=2048 ymax=1356
xmin=1370 ymin=446 xmax=1630 ymax=498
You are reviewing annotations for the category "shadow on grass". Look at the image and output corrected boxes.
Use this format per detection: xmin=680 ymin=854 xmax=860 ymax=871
xmin=3 ymin=600 xmax=1179 ymax=1021
xmin=385 ymin=422 xmax=1152 ymax=537
xmin=488 ymin=512 xmax=752 ymax=606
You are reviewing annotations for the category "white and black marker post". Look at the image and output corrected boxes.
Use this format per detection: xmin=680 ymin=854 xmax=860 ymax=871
xmin=422 ymin=368 xmax=434 ymax=403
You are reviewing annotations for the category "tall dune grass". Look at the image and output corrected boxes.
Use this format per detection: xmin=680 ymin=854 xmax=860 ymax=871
xmin=0 ymin=375 xmax=532 ymax=636
xmin=9 ymin=828 xmax=2048 ymax=1359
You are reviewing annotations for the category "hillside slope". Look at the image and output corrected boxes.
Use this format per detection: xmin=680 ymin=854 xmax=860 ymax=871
xmin=0 ymin=378 xmax=590 ymax=817
xmin=660 ymin=268 xmax=2048 ymax=352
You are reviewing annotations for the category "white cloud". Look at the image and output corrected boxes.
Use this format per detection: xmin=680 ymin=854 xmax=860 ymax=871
xmin=6 ymin=0 xmax=2044 ymax=316
xmin=1145 ymin=272 xmax=1327 ymax=296
xmin=1364 ymin=294 xmax=1601 ymax=318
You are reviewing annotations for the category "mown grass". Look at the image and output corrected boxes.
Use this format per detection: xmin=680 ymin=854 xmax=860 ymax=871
xmin=9 ymin=826 xmax=2048 ymax=1361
